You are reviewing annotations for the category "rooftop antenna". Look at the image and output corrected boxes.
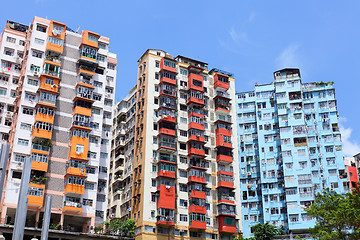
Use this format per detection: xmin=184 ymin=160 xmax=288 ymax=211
xmin=76 ymin=26 xmax=80 ymax=33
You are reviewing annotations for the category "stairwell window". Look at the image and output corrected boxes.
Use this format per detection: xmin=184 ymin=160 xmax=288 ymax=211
xmin=75 ymin=144 xmax=84 ymax=154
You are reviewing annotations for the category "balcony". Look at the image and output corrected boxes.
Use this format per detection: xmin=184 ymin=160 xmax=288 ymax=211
xmin=218 ymin=216 xmax=236 ymax=233
xmin=157 ymin=186 xmax=176 ymax=209
xmin=31 ymin=154 xmax=49 ymax=172
xmin=189 ymin=190 xmax=206 ymax=199
xmin=188 ymin=169 xmax=206 ymax=184
xmin=32 ymin=144 xmax=50 ymax=153
xmin=218 ymin=195 xmax=235 ymax=204
xmin=217 ymin=175 xmax=234 ymax=189
xmin=214 ymin=90 xmax=231 ymax=100
xmin=188 ymin=122 xmax=205 ymax=131
xmin=156 ymin=216 xmax=175 ymax=226
xmin=189 ymin=205 xmax=206 ymax=214
xmin=187 ymin=96 xmax=204 ymax=106
xmin=43 ymin=66 xmax=60 ymax=79
xmin=156 ymin=155 xmax=176 ymax=163
xmin=160 ymin=58 xmax=177 ymax=73
xmin=66 ymin=167 xmax=86 ymax=177
xmin=158 ymin=141 xmax=176 ymax=151
xmin=218 ymin=204 xmax=236 ymax=216
xmin=188 ymin=144 xmax=205 ymax=157
xmin=188 ymin=73 xmax=204 ymax=92
xmin=63 ymin=201 xmax=82 ymax=213
xmin=214 ymin=73 xmax=230 ymax=90
xmin=32 ymin=128 xmax=52 ymax=140
xmin=215 ymin=98 xmax=231 ymax=114
xmin=160 ymin=71 xmax=177 ymax=85
xmin=27 ymin=182 xmax=45 ymax=208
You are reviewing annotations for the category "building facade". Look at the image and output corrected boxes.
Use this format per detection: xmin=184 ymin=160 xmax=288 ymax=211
xmin=0 ymin=17 xmax=117 ymax=232
xmin=237 ymin=68 xmax=347 ymax=238
xmin=110 ymin=49 xmax=241 ymax=240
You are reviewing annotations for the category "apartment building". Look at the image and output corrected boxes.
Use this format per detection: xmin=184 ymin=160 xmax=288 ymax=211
xmin=344 ymin=157 xmax=358 ymax=191
xmin=0 ymin=17 xmax=117 ymax=232
xmin=237 ymin=68 xmax=347 ymax=238
xmin=109 ymin=86 xmax=137 ymax=220
xmin=110 ymin=49 xmax=241 ymax=240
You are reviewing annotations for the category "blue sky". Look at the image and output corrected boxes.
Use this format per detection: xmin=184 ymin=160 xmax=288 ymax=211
xmin=1 ymin=0 xmax=359 ymax=156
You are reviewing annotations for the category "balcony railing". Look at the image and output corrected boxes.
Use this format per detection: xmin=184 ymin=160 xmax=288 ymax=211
xmin=159 ymin=142 xmax=176 ymax=149
xmin=219 ymin=195 xmax=235 ymax=201
xmin=218 ymin=209 xmax=236 ymax=215
xmin=215 ymin=91 xmax=231 ymax=99
xmin=64 ymin=201 xmax=82 ymax=208
xmin=157 ymin=215 xmax=175 ymax=222
xmin=32 ymin=144 xmax=50 ymax=152
xmin=43 ymin=69 xmax=59 ymax=78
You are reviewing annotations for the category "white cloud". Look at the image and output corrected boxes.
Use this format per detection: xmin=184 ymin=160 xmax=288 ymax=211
xmin=248 ymin=12 xmax=256 ymax=22
xmin=275 ymin=43 xmax=301 ymax=69
xmin=339 ymin=117 xmax=360 ymax=157
xmin=229 ymin=27 xmax=248 ymax=43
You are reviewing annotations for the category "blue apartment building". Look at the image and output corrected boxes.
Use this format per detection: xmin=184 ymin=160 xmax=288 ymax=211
xmin=236 ymin=68 xmax=347 ymax=238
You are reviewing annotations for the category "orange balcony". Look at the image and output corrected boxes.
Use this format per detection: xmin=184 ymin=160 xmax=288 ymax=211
xmin=188 ymin=122 xmax=204 ymax=131
xmin=160 ymin=75 xmax=176 ymax=85
xmin=156 ymin=185 xmax=176 ymax=209
xmin=187 ymin=97 xmax=204 ymax=106
xmin=73 ymin=106 xmax=92 ymax=117
xmin=189 ymin=205 xmax=206 ymax=214
xmin=27 ymin=183 xmax=45 ymax=208
xmin=35 ymin=112 xmax=55 ymax=125
xmin=32 ymin=128 xmax=52 ymax=140
xmin=218 ymin=216 xmax=236 ymax=233
xmin=160 ymin=58 xmax=177 ymax=73
xmin=188 ymin=73 xmax=204 ymax=92
xmin=31 ymin=161 xmax=48 ymax=172
xmin=158 ymin=128 xmax=176 ymax=137
xmin=39 ymin=76 xmax=59 ymax=93
xmin=64 ymin=183 xmax=85 ymax=195
xmin=214 ymin=73 xmax=230 ymax=90
xmin=188 ymin=147 xmax=205 ymax=157
xmin=63 ymin=205 xmax=82 ymax=213
xmin=188 ymin=135 xmax=205 ymax=143
xmin=189 ymin=220 xmax=206 ymax=230
xmin=188 ymin=176 xmax=206 ymax=184
xmin=69 ymin=136 xmax=89 ymax=160
xmin=81 ymin=30 xmax=99 ymax=49
xmin=66 ymin=167 xmax=86 ymax=177
xmin=189 ymin=190 xmax=206 ymax=199
xmin=78 ymin=68 xmax=95 ymax=77
xmin=49 ymin=21 xmax=66 ymax=40
xmin=217 ymin=181 xmax=234 ymax=189
xmin=157 ymin=170 xmax=176 ymax=179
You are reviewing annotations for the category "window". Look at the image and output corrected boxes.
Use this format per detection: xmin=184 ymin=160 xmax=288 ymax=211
xmin=22 ymin=107 xmax=34 ymax=115
xmin=48 ymin=36 xmax=63 ymax=45
xmin=108 ymin=63 xmax=116 ymax=70
xmin=97 ymin=194 xmax=106 ymax=202
xmin=75 ymin=144 xmax=84 ymax=153
xmin=27 ymin=78 xmax=39 ymax=86
xmin=14 ymin=154 xmax=26 ymax=162
xmin=180 ymin=199 xmax=188 ymax=207
xmin=85 ymin=182 xmax=95 ymax=190
xmin=25 ymin=92 xmax=36 ymax=101
xmin=0 ymin=88 xmax=6 ymax=96
xmin=95 ymin=210 xmax=104 ymax=218
xmin=18 ymin=138 xmax=29 ymax=146
xmin=98 ymin=43 xmax=107 ymax=50
xmin=86 ymin=167 xmax=96 ymax=174
xmin=6 ymin=37 xmax=16 ymax=43
xmin=91 ymin=108 xmax=101 ymax=115
xmin=32 ymin=50 xmax=43 ymax=58
xmin=179 ymin=184 xmax=187 ymax=192
xmin=83 ymin=198 xmax=93 ymax=206
xmin=4 ymin=48 xmax=14 ymax=56
xmin=28 ymin=186 xmax=43 ymax=197
xmin=180 ymin=130 xmax=187 ymax=137
xmin=180 ymin=117 xmax=187 ymax=124
xmin=100 ymin=152 xmax=108 ymax=159
xmin=155 ymin=61 xmax=160 ymax=68
xmin=180 ymin=214 xmax=188 ymax=222
xmin=97 ymin=55 xmax=106 ymax=62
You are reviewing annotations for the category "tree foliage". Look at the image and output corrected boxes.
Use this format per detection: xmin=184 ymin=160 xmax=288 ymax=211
xmin=234 ymin=222 xmax=283 ymax=240
xmin=96 ymin=218 xmax=136 ymax=237
xmin=306 ymin=188 xmax=360 ymax=240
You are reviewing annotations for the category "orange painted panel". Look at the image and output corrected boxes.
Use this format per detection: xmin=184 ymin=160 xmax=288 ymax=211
xmin=32 ymin=128 xmax=52 ymax=140
xmin=31 ymin=149 xmax=50 ymax=156
xmin=81 ymin=30 xmax=99 ymax=49
xmin=188 ymin=176 xmax=206 ymax=184
xmin=160 ymin=58 xmax=176 ymax=73
xmin=78 ymin=68 xmax=95 ymax=76
xmin=31 ymin=161 xmax=48 ymax=172
xmin=188 ymin=135 xmax=205 ymax=143
xmin=73 ymin=106 xmax=92 ymax=117
xmin=216 ymin=155 xmax=233 ymax=164
xmin=63 ymin=205 xmax=82 ymax=213
xmin=69 ymin=136 xmax=89 ymax=160
xmin=158 ymin=128 xmax=176 ymax=136
xmin=189 ymin=190 xmax=206 ymax=199
xmin=28 ymin=183 xmax=45 ymax=208
xmin=35 ymin=112 xmax=55 ymax=125
xmin=76 ymin=82 xmax=95 ymax=90
xmin=46 ymin=42 xmax=63 ymax=54
xmin=217 ymin=181 xmax=234 ymax=189
xmin=80 ymin=55 xmax=97 ymax=63
xmin=39 ymin=76 xmax=59 ymax=93
xmin=158 ymin=115 xmax=176 ymax=123
xmin=66 ymin=167 xmax=86 ymax=177
xmin=188 ymin=73 xmax=204 ymax=92
xmin=156 ymin=220 xmax=175 ymax=226
xmin=64 ymin=183 xmax=84 ymax=195
xmin=157 ymin=170 xmax=176 ymax=179
xmin=160 ymin=76 xmax=176 ymax=85
xmin=48 ymin=21 xmax=66 ymax=40
xmin=188 ymin=205 xmax=206 ymax=214
xmin=189 ymin=220 xmax=206 ymax=230
xmin=44 ymin=59 xmax=61 ymax=67
xmin=156 ymin=185 xmax=175 ymax=209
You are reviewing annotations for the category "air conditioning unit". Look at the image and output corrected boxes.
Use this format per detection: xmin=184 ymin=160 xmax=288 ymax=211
xmin=34 ymin=71 xmax=39 ymax=76
xmin=247 ymin=172 xmax=252 ymax=176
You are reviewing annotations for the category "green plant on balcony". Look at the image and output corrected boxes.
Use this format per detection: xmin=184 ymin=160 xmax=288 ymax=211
xmin=41 ymin=139 xmax=52 ymax=147
xmin=49 ymin=222 xmax=61 ymax=230
xmin=30 ymin=175 xmax=47 ymax=184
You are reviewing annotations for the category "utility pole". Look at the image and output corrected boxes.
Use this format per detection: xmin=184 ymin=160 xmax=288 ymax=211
xmin=12 ymin=156 xmax=32 ymax=240
xmin=0 ymin=143 xmax=10 ymax=202
xmin=41 ymin=195 xmax=52 ymax=240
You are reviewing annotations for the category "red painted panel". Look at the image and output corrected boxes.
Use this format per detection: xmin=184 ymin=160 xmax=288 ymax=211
xmin=160 ymin=58 xmax=177 ymax=73
xmin=188 ymin=73 xmax=204 ymax=92
xmin=189 ymin=220 xmax=206 ymax=230
xmin=214 ymin=73 xmax=230 ymax=90
xmin=188 ymin=112 xmax=204 ymax=118
xmin=157 ymin=185 xmax=176 ymax=209
xmin=218 ymin=199 xmax=235 ymax=205
xmin=159 ymin=128 xmax=176 ymax=136
xmin=188 ymin=122 xmax=205 ymax=131
xmin=157 ymin=170 xmax=176 ymax=179
xmin=348 ymin=166 xmax=359 ymax=189
xmin=156 ymin=220 xmax=175 ymax=226
xmin=188 ymin=176 xmax=206 ymax=184
xmin=158 ymin=115 xmax=176 ymax=124
xmin=187 ymin=97 xmax=204 ymax=106
xmin=160 ymin=76 xmax=176 ymax=85
xmin=188 ymin=147 xmax=205 ymax=157
xmin=217 ymin=181 xmax=234 ymax=189
xmin=188 ymin=205 xmax=206 ymax=214
xmin=159 ymin=89 xmax=176 ymax=98
xmin=189 ymin=190 xmax=206 ymax=199
xmin=188 ymin=135 xmax=205 ymax=143
xmin=216 ymin=155 xmax=233 ymax=164
xmin=217 ymin=171 xmax=233 ymax=176
xmin=216 ymin=128 xmax=232 ymax=137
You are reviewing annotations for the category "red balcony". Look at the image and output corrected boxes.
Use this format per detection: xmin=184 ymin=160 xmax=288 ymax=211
xmin=156 ymin=218 xmax=175 ymax=226
xmin=160 ymin=75 xmax=176 ymax=86
xmin=216 ymin=129 xmax=232 ymax=149
xmin=216 ymin=128 xmax=231 ymax=138
xmin=157 ymin=170 xmax=176 ymax=179
xmin=188 ymin=122 xmax=205 ymax=131
xmin=216 ymin=155 xmax=233 ymax=164
xmin=218 ymin=216 xmax=236 ymax=233
xmin=160 ymin=57 xmax=177 ymax=73
xmin=189 ymin=205 xmax=206 ymax=214
xmin=188 ymin=176 xmax=206 ymax=184
xmin=217 ymin=181 xmax=234 ymax=189
xmin=189 ymin=220 xmax=206 ymax=230
xmin=217 ymin=171 xmax=233 ymax=177
xmin=187 ymin=97 xmax=204 ymax=106
xmin=214 ymin=73 xmax=230 ymax=90
xmin=188 ymin=147 xmax=205 ymax=157
xmin=157 ymin=185 xmax=175 ymax=209
xmin=188 ymin=111 xmax=204 ymax=118
xmin=215 ymin=107 xmax=231 ymax=114
xmin=189 ymin=190 xmax=206 ymax=199
xmin=158 ymin=115 xmax=176 ymax=124
xmin=188 ymin=135 xmax=205 ymax=143
xmin=188 ymin=73 xmax=204 ymax=92
xmin=159 ymin=128 xmax=176 ymax=137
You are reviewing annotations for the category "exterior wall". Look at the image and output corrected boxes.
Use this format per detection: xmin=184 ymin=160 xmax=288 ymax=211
xmin=0 ymin=17 xmax=117 ymax=232
xmin=111 ymin=49 xmax=241 ymax=240
xmin=237 ymin=68 xmax=347 ymax=238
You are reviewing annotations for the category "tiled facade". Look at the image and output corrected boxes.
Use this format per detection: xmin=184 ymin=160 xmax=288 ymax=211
xmin=0 ymin=17 xmax=116 ymax=232
xmin=109 ymin=49 xmax=241 ymax=240
xmin=237 ymin=68 xmax=347 ymax=238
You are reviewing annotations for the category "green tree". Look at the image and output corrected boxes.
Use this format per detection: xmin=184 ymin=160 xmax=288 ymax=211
xmin=98 ymin=218 xmax=136 ymax=237
xmin=253 ymin=222 xmax=280 ymax=240
xmin=306 ymin=188 xmax=360 ymax=240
